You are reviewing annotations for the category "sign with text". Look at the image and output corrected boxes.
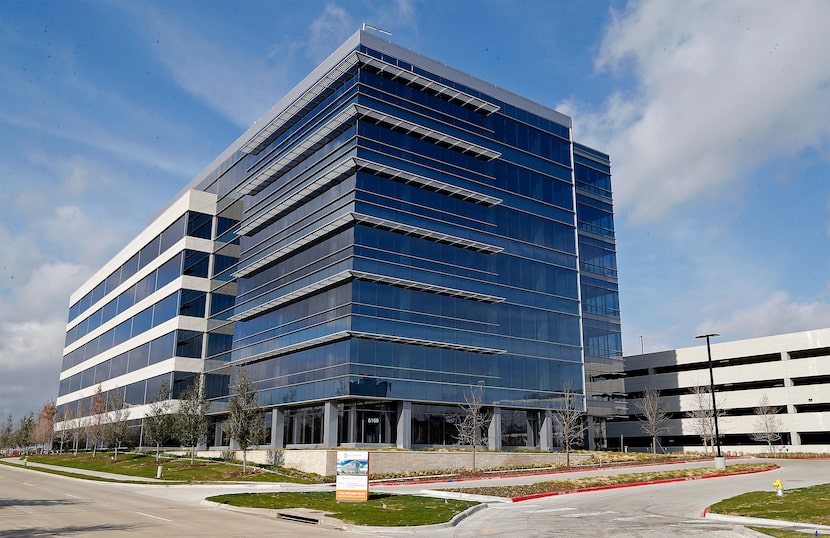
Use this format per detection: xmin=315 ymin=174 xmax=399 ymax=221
xmin=335 ymin=450 xmax=369 ymax=501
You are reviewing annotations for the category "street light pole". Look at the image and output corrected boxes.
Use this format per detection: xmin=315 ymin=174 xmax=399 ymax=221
xmin=695 ymin=333 xmax=724 ymax=467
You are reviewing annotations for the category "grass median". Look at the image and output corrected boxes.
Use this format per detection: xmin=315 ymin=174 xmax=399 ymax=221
xmin=447 ymin=463 xmax=776 ymax=498
xmin=24 ymin=452 xmax=321 ymax=483
xmin=207 ymin=491 xmax=475 ymax=526
xmin=709 ymin=482 xmax=830 ymax=527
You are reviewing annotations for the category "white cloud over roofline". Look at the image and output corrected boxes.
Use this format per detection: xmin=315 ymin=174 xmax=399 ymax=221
xmin=563 ymin=0 xmax=830 ymax=224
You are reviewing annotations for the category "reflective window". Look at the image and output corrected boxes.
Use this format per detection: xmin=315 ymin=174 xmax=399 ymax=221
xmin=128 ymin=342 xmax=150 ymax=372
xmin=160 ymin=214 xmax=187 ymax=253
xmin=149 ymin=332 xmax=175 ymax=364
xmin=187 ymin=211 xmax=213 ymax=239
xmin=176 ymin=330 xmax=203 ymax=358
xmin=183 ymin=250 xmax=210 ymax=277
xmin=125 ymin=380 xmax=146 ymax=405
xmin=110 ymin=353 xmax=128 ymax=377
xmin=138 ymin=236 xmax=161 ymax=272
xmin=179 ymin=290 xmax=206 ymax=318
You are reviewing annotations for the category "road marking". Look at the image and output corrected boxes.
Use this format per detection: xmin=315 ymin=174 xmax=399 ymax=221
xmin=64 ymin=493 xmax=81 ymax=499
xmin=136 ymin=511 xmax=171 ymax=522
xmin=23 ymin=482 xmax=34 ymax=486
xmin=560 ymin=511 xmax=618 ymax=518
xmin=529 ymin=507 xmax=578 ymax=513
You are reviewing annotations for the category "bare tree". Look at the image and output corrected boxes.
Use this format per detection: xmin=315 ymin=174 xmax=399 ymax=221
xmin=86 ymin=385 xmax=107 ymax=458
xmin=687 ymin=385 xmax=725 ymax=455
xmin=750 ymin=394 xmax=783 ymax=454
xmin=635 ymin=388 xmax=669 ymax=459
xmin=227 ymin=368 xmax=264 ymax=475
xmin=104 ymin=390 xmax=131 ymax=460
xmin=55 ymin=406 xmax=74 ymax=455
xmin=71 ymin=402 xmax=85 ymax=456
xmin=454 ymin=383 xmax=489 ymax=471
xmin=177 ymin=377 xmax=210 ymax=465
xmin=552 ymin=384 xmax=586 ymax=468
xmin=143 ymin=382 xmax=174 ymax=462
xmin=34 ymin=401 xmax=57 ymax=452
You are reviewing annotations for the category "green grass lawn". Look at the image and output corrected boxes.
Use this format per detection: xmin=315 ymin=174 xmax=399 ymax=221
xmin=450 ymin=463 xmax=776 ymax=498
xmin=709 ymin=482 xmax=830 ymax=526
xmin=206 ymin=491 xmax=474 ymax=526
xmin=748 ymin=528 xmax=828 ymax=537
xmin=25 ymin=452 xmax=320 ymax=483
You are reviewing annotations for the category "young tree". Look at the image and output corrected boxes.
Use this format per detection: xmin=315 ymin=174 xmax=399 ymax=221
xmin=143 ymin=382 xmax=174 ymax=462
xmin=454 ymin=382 xmax=489 ymax=471
xmin=104 ymin=390 xmax=131 ymax=461
xmin=750 ymin=394 xmax=783 ymax=454
xmin=635 ymin=388 xmax=669 ymax=459
xmin=1 ymin=415 xmax=13 ymax=451
xmin=34 ymin=401 xmax=57 ymax=452
xmin=15 ymin=412 xmax=36 ymax=454
xmin=227 ymin=368 xmax=264 ymax=475
xmin=55 ymin=406 xmax=74 ymax=455
xmin=177 ymin=377 xmax=210 ymax=465
xmin=552 ymin=385 xmax=586 ymax=468
xmin=86 ymin=385 xmax=107 ymax=458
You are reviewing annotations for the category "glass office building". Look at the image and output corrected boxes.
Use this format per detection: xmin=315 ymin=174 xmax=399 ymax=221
xmin=56 ymin=30 xmax=623 ymax=450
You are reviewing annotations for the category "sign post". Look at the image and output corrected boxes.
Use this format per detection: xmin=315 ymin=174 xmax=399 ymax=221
xmin=336 ymin=450 xmax=369 ymax=501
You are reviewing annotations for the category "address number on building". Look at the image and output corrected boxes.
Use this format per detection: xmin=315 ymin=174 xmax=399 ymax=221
xmin=366 ymin=417 xmax=380 ymax=424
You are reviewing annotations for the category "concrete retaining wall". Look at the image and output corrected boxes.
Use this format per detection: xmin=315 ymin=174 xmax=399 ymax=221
xmin=196 ymin=449 xmax=588 ymax=476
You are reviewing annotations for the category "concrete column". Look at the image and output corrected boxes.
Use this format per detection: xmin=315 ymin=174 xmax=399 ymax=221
xmin=527 ymin=412 xmax=536 ymax=449
xmin=271 ymin=408 xmax=285 ymax=448
xmin=349 ymin=404 xmax=357 ymax=444
xmin=586 ymin=416 xmax=596 ymax=451
xmin=396 ymin=401 xmax=412 ymax=449
xmin=790 ymin=431 xmax=802 ymax=446
xmin=540 ymin=410 xmax=553 ymax=451
xmin=214 ymin=421 xmax=223 ymax=447
xmin=323 ymin=401 xmax=338 ymax=447
xmin=488 ymin=406 xmax=502 ymax=450
xmin=292 ymin=411 xmax=302 ymax=444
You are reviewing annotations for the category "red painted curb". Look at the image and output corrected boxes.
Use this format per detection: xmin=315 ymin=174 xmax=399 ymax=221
xmin=510 ymin=465 xmax=779 ymax=502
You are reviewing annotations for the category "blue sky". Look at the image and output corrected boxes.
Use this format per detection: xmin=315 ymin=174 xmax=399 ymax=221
xmin=1 ymin=0 xmax=829 ymax=420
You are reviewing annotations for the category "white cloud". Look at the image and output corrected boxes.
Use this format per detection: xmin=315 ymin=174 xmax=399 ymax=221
xmin=115 ymin=5 xmax=294 ymax=129
xmin=12 ymin=262 xmax=90 ymax=321
xmin=0 ymin=319 xmax=66 ymax=418
xmin=565 ymin=0 xmax=830 ymax=224
xmin=308 ymin=4 xmax=356 ymax=62
xmin=695 ymin=290 xmax=830 ymax=340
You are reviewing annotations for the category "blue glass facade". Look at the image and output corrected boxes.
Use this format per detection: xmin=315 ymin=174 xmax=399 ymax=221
xmin=57 ymin=31 xmax=622 ymax=451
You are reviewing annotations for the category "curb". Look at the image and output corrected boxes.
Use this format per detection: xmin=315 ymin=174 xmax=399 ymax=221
xmin=703 ymin=511 xmax=830 ymax=533
xmin=510 ymin=465 xmax=778 ymax=502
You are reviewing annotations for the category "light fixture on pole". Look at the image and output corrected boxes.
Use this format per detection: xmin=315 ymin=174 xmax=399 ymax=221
xmin=695 ymin=333 xmax=724 ymax=467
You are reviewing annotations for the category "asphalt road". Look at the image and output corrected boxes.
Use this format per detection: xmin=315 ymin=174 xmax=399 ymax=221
xmin=2 ymin=458 xmax=828 ymax=537
xmin=0 ymin=463 xmax=360 ymax=537
xmin=366 ymin=458 xmax=830 ymax=537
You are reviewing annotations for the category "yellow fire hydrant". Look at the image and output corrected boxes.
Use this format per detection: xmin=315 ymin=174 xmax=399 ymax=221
xmin=772 ymin=479 xmax=784 ymax=497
